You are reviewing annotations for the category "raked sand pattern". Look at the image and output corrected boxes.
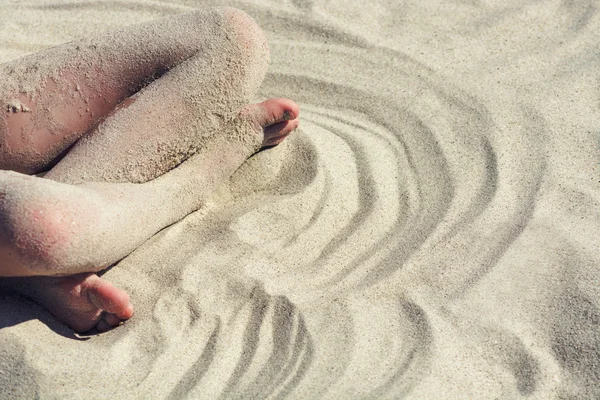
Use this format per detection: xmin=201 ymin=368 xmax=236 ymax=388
xmin=1 ymin=0 xmax=599 ymax=398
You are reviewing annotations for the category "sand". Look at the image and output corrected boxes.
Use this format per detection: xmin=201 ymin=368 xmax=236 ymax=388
xmin=1 ymin=0 xmax=599 ymax=399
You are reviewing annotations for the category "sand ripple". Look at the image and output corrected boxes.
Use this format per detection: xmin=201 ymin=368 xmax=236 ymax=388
xmin=1 ymin=0 xmax=599 ymax=399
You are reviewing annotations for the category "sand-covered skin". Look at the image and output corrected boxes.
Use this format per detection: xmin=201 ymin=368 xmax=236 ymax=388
xmin=0 ymin=8 xmax=268 ymax=180
xmin=1 ymin=0 xmax=599 ymax=399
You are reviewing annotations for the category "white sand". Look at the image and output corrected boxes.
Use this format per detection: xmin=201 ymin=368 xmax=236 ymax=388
xmin=1 ymin=0 xmax=599 ymax=398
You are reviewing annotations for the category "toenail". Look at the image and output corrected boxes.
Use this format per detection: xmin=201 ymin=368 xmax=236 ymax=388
xmin=282 ymin=110 xmax=294 ymax=121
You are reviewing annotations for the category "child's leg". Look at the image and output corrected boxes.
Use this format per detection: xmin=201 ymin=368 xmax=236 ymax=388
xmin=46 ymin=7 xmax=281 ymax=184
xmin=0 ymin=6 xmax=299 ymax=276
xmin=0 ymin=7 xmax=271 ymax=177
xmin=0 ymin=100 xmax=297 ymax=277
xmin=0 ymin=8 xmax=300 ymax=332
xmin=0 ymin=99 xmax=297 ymax=333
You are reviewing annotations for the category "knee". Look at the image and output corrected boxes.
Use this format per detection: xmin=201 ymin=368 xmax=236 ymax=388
xmin=221 ymin=7 xmax=270 ymax=64
xmin=183 ymin=7 xmax=268 ymax=60
xmin=180 ymin=7 xmax=269 ymax=105
xmin=0 ymin=173 xmax=91 ymax=275
xmin=0 ymin=193 xmax=69 ymax=274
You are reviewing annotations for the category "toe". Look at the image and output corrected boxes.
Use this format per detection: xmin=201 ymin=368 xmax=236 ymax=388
xmin=240 ymin=98 xmax=300 ymax=149
xmin=85 ymin=275 xmax=133 ymax=319
xmin=103 ymin=313 xmax=123 ymax=327
xmin=249 ymin=98 xmax=299 ymax=127
xmin=96 ymin=319 xmax=113 ymax=333
xmin=117 ymin=302 xmax=134 ymax=319
xmin=263 ymin=119 xmax=300 ymax=147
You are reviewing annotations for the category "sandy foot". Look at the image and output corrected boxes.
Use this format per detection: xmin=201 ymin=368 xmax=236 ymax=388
xmin=8 ymin=273 xmax=133 ymax=333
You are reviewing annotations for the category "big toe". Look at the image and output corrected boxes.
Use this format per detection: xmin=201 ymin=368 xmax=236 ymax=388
xmin=86 ymin=276 xmax=134 ymax=320
xmin=255 ymin=98 xmax=299 ymax=125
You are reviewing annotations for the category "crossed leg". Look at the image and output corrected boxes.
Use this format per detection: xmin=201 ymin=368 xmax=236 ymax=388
xmin=0 ymin=8 xmax=299 ymax=332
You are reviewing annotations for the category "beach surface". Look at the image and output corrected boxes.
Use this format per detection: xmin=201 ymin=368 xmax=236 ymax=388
xmin=1 ymin=0 xmax=599 ymax=398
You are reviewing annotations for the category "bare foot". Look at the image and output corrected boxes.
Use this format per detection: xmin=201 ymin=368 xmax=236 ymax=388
xmin=245 ymin=98 xmax=300 ymax=148
xmin=4 ymin=273 xmax=133 ymax=333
